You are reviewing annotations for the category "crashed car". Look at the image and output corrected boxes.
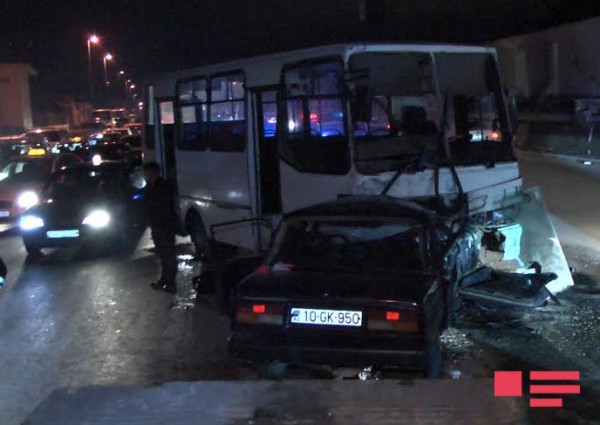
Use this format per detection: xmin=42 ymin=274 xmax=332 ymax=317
xmin=221 ymin=195 xmax=558 ymax=378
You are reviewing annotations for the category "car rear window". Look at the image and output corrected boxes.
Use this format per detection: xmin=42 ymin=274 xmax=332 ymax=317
xmin=269 ymin=218 xmax=426 ymax=274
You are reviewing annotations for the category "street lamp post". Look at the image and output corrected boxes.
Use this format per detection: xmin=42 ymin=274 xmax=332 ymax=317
xmin=87 ymin=34 xmax=100 ymax=102
xmin=103 ymin=53 xmax=113 ymax=87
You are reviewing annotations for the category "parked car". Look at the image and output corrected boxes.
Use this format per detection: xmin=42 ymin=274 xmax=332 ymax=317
xmin=220 ymin=196 xmax=558 ymax=377
xmin=19 ymin=161 xmax=146 ymax=256
xmin=0 ymin=152 xmax=82 ymax=222
xmin=0 ymin=134 xmax=27 ymax=163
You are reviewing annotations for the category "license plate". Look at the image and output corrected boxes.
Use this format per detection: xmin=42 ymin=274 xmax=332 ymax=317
xmin=47 ymin=229 xmax=79 ymax=239
xmin=290 ymin=308 xmax=362 ymax=327
xmin=0 ymin=211 xmax=9 ymax=218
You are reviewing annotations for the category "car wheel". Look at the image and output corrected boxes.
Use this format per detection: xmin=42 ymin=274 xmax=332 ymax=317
xmin=116 ymin=225 xmax=132 ymax=252
xmin=424 ymin=339 xmax=442 ymax=379
xmin=24 ymin=241 xmax=42 ymax=257
xmin=187 ymin=213 xmax=210 ymax=259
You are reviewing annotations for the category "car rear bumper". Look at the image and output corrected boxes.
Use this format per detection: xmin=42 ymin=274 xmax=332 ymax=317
xmin=229 ymin=331 xmax=426 ymax=370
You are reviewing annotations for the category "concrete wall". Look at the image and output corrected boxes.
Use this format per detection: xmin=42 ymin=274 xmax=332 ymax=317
xmin=493 ymin=16 xmax=600 ymax=101
xmin=0 ymin=64 xmax=37 ymax=134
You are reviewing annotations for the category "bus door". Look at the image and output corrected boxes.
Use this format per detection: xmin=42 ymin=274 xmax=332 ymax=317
xmin=156 ymin=98 xmax=178 ymax=191
xmin=252 ymin=87 xmax=282 ymax=215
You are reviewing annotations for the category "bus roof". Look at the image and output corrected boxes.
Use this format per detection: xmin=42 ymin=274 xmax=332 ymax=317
xmin=147 ymin=42 xmax=497 ymax=92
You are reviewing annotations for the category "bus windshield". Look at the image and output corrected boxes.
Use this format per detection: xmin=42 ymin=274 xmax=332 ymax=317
xmin=349 ymin=52 xmax=514 ymax=174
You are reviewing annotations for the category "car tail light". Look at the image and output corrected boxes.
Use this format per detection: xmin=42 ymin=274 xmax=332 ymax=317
xmin=235 ymin=302 xmax=284 ymax=325
xmin=252 ymin=304 xmax=266 ymax=314
xmin=255 ymin=266 xmax=271 ymax=276
xmin=385 ymin=311 xmax=400 ymax=321
xmin=368 ymin=308 xmax=420 ymax=333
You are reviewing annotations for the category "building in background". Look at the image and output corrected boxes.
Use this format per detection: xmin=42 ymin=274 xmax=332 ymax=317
xmin=0 ymin=64 xmax=37 ymax=135
xmin=493 ymin=16 xmax=600 ymax=107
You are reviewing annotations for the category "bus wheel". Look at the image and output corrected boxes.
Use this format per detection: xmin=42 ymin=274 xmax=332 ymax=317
xmin=187 ymin=213 xmax=209 ymax=259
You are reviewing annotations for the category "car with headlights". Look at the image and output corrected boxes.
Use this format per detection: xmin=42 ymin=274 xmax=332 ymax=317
xmin=224 ymin=196 xmax=559 ymax=378
xmin=82 ymin=142 xmax=131 ymax=165
xmin=0 ymin=153 xmax=83 ymax=222
xmin=19 ymin=162 xmax=146 ymax=256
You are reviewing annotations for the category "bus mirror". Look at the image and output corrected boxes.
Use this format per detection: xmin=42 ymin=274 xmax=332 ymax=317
xmin=352 ymin=86 xmax=373 ymax=123
xmin=505 ymin=87 xmax=518 ymax=132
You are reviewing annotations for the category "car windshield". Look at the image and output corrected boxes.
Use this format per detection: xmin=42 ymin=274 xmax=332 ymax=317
xmin=47 ymin=168 xmax=123 ymax=198
xmin=268 ymin=217 xmax=426 ymax=274
xmin=0 ymin=159 xmax=53 ymax=183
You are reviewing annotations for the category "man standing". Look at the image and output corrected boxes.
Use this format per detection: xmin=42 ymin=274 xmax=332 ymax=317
xmin=143 ymin=162 xmax=178 ymax=294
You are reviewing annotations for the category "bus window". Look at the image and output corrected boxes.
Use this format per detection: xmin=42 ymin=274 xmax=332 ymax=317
xmin=349 ymin=52 xmax=440 ymax=174
xmin=436 ymin=53 xmax=514 ymax=166
xmin=261 ymin=91 xmax=277 ymax=138
xmin=281 ymin=59 xmax=350 ymax=175
xmin=144 ymin=85 xmax=155 ymax=149
xmin=177 ymin=78 xmax=208 ymax=150
xmin=208 ymin=72 xmax=246 ymax=152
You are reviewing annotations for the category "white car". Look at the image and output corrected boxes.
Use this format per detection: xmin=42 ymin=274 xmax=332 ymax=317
xmin=0 ymin=153 xmax=82 ymax=222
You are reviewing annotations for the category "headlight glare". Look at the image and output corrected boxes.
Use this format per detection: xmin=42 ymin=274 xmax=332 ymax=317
xmin=17 ymin=191 xmax=39 ymax=209
xmin=82 ymin=210 xmax=110 ymax=228
xmin=20 ymin=215 xmax=44 ymax=230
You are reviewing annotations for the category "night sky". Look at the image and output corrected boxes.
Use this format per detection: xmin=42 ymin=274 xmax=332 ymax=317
xmin=2 ymin=0 xmax=600 ymax=103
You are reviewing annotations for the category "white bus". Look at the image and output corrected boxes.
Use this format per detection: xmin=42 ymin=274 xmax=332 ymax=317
xmin=143 ymin=43 xmax=566 ymax=283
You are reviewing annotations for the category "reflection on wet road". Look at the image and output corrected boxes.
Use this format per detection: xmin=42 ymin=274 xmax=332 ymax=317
xmin=0 ymin=229 xmax=237 ymax=425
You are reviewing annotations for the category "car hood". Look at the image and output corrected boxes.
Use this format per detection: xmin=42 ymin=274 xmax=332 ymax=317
xmin=0 ymin=180 xmax=45 ymax=200
xmin=238 ymin=270 xmax=428 ymax=304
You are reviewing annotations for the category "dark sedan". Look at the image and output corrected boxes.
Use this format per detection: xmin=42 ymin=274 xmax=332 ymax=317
xmin=228 ymin=197 xmax=446 ymax=376
xmin=19 ymin=162 xmax=146 ymax=256
xmin=225 ymin=196 xmax=558 ymax=378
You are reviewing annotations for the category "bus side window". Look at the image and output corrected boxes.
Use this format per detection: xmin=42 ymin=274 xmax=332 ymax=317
xmin=208 ymin=72 xmax=246 ymax=152
xmin=280 ymin=58 xmax=350 ymax=175
xmin=177 ymin=78 xmax=208 ymax=151
xmin=261 ymin=91 xmax=277 ymax=138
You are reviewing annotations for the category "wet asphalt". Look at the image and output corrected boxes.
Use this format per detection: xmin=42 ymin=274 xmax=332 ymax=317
xmin=0 ymin=231 xmax=239 ymax=425
xmin=1 ymin=155 xmax=600 ymax=424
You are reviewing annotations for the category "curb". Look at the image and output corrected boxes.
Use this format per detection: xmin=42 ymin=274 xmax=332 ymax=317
xmin=516 ymin=149 xmax=600 ymax=166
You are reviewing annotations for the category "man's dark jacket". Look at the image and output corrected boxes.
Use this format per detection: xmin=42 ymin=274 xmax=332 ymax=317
xmin=146 ymin=178 xmax=177 ymax=230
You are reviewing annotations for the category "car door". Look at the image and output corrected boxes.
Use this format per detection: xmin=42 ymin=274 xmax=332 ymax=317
xmin=456 ymin=187 xmax=568 ymax=309
xmin=457 ymin=265 xmax=558 ymax=309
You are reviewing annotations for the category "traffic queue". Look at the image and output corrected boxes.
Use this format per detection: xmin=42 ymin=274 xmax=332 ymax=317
xmin=0 ymin=123 xmax=145 ymax=256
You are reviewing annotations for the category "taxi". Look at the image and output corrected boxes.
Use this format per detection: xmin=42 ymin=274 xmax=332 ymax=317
xmin=0 ymin=150 xmax=82 ymax=222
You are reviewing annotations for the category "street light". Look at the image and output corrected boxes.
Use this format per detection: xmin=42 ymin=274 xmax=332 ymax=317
xmin=103 ymin=53 xmax=113 ymax=87
xmin=87 ymin=34 xmax=100 ymax=101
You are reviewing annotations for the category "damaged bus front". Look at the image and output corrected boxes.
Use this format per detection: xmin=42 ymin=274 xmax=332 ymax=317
xmin=335 ymin=46 xmax=572 ymax=294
